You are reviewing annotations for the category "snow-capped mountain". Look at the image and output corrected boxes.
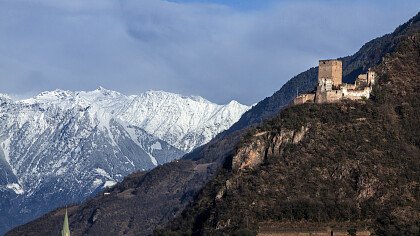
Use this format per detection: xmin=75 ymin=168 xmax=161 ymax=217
xmin=119 ymin=90 xmax=249 ymax=152
xmin=0 ymin=88 xmax=250 ymax=234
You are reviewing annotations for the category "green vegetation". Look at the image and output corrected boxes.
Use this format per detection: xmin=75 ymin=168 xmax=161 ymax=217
xmin=157 ymin=14 xmax=420 ymax=236
xmin=8 ymin=12 xmax=420 ymax=236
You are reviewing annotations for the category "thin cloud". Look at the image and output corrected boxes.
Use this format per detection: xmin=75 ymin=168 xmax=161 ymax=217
xmin=0 ymin=0 xmax=418 ymax=104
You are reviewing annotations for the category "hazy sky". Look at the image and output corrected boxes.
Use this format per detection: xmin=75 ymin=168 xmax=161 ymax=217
xmin=0 ymin=0 xmax=418 ymax=105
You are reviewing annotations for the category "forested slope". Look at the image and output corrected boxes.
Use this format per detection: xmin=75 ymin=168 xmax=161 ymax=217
xmin=159 ymin=13 xmax=420 ymax=236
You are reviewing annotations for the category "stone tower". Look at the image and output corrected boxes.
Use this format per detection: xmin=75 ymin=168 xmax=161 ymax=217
xmin=318 ymin=60 xmax=342 ymax=87
xmin=367 ymin=68 xmax=376 ymax=85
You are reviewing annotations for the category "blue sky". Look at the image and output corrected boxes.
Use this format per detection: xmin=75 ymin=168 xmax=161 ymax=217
xmin=0 ymin=0 xmax=418 ymax=104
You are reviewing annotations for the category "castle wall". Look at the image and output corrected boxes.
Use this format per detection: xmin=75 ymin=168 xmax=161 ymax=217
xmin=343 ymin=83 xmax=356 ymax=90
xmin=342 ymin=87 xmax=371 ymax=100
xmin=318 ymin=60 xmax=342 ymax=87
xmin=315 ymin=91 xmax=340 ymax=103
xmin=356 ymin=74 xmax=368 ymax=88
xmin=367 ymin=70 xmax=376 ymax=85
xmin=315 ymin=90 xmax=326 ymax=103
xmin=318 ymin=78 xmax=333 ymax=92
xmin=315 ymin=87 xmax=372 ymax=104
xmin=325 ymin=90 xmax=342 ymax=102
xmin=357 ymin=74 xmax=368 ymax=80
xmin=293 ymin=59 xmax=375 ymax=106
xmin=293 ymin=94 xmax=315 ymax=105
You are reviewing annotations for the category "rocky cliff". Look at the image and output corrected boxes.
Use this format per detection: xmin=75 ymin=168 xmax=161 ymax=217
xmin=8 ymin=12 xmax=420 ymax=236
xmin=158 ymin=13 xmax=420 ymax=235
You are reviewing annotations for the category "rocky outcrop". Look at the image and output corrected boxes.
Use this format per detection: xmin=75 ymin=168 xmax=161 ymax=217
xmin=9 ymin=12 xmax=420 ymax=236
xmin=159 ymin=14 xmax=420 ymax=235
xmin=232 ymin=126 xmax=308 ymax=171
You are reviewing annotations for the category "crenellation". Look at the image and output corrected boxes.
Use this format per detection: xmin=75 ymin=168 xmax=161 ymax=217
xmin=293 ymin=59 xmax=376 ymax=105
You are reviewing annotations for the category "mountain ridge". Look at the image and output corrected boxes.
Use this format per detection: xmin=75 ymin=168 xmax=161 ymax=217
xmin=7 ymin=12 xmax=420 ymax=236
xmin=159 ymin=12 xmax=420 ymax=235
xmin=0 ymin=88 xmax=249 ymax=235
xmin=9 ymin=88 xmax=250 ymax=152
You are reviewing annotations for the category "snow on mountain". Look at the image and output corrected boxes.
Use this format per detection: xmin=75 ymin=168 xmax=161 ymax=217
xmin=119 ymin=90 xmax=250 ymax=151
xmin=18 ymin=88 xmax=249 ymax=152
xmin=0 ymin=88 xmax=250 ymax=234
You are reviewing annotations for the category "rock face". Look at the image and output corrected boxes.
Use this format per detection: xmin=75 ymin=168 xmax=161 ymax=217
xmin=0 ymin=88 xmax=249 ymax=235
xmin=159 ymin=13 xmax=420 ymax=236
xmin=232 ymin=126 xmax=308 ymax=171
xmin=8 ymin=12 xmax=420 ymax=236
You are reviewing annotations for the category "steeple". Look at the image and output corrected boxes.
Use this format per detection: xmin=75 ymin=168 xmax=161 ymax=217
xmin=61 ymin=208 xmax=70 ymax=236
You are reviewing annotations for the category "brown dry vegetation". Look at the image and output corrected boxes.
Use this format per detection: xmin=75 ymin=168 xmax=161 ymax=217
xmin=7 ymin=12 xmax=420 ymax=236
xmin=158 ymin=14 xmax=420 ymax=236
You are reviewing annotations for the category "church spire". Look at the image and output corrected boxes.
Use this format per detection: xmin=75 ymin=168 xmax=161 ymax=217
xmin=61 ymin=208 xmax=70 ymax=236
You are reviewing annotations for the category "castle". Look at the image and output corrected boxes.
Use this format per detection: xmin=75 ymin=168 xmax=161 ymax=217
xmin=293 ymin=59 xmax=376 ymax=104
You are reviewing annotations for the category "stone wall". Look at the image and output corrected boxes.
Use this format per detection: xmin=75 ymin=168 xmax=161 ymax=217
xmin=367 ymin=70 xmax=376 ymax=84
xmin=318 ymin=60 xmax=342 ymax=87
xmin=343 ymin=83 xmax=357 ymax=90
xmin=315 ymin=88 xmax=371 ymax=103
xmin=342 ymin=87 xmax=371 ymax=100
xmin=293 ymin=94 xmax=315 ymax=105
xmin=326 ymin=90 xmax=343 ymax=102
xmin=293 ymin=60 xmax=374 ymax=105
xmin=315 ymin=89 xmax=342 ymax=103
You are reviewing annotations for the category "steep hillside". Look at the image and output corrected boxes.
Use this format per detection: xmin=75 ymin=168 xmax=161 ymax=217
xmin=8 ymin=12 xmax=419 ymax=236
xmin=159 ymin=14 xmax=420 ymax=236
xmin=6 ymin=129 xmax=246 ymax=236
xmin=227 ymin=13 xmax=418 ymax=134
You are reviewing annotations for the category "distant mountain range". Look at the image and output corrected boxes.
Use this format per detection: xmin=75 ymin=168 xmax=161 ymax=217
xmin=6 ymin=11 xmax=420 ymax=236
xmin=8 ymin=12 xmax=419 ymax=236
xmin=0 ymin=88 xmax=249 ymax=234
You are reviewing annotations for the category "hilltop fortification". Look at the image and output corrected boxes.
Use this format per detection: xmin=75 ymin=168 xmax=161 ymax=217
xmin=293 ymin=60 xmax=376 ymax=104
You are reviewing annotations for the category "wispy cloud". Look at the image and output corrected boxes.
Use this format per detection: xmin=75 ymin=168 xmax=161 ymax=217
xmin=0 ymin=0 xmax=418 ymax=104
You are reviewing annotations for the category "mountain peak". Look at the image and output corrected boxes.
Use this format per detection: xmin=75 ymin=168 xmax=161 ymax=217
xmin=94 ymin=86 xmax=118 ymax=95
xmin=0 ymin=86 xmax=250 ymax=235
xmin=80 ymin=86 xmax=124 ymax=98
xmin=0 ymin=93 xmax=12 ymax=101
xmin=38 ymin=89 xmax=73 ymax=98
xmin=227 ymin=100 xmax=245 ymax=107
xmin=142 ymin=90 xmax=211 ymax=104
xmin=19 ymin=89 xmax=74 ymax=105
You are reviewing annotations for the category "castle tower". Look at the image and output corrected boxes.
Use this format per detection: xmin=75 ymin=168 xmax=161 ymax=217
xmin=318 ymin=60 xmax=342 ymax=87
xmin=367 ymin=69 xmax=376 ymax=85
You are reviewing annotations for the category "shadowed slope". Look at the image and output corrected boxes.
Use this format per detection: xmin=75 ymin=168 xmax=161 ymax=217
xmin=159 ymin=13 xmax=420 ymax=235
xmin=8 ymin=12 xmax=419 ymax=236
